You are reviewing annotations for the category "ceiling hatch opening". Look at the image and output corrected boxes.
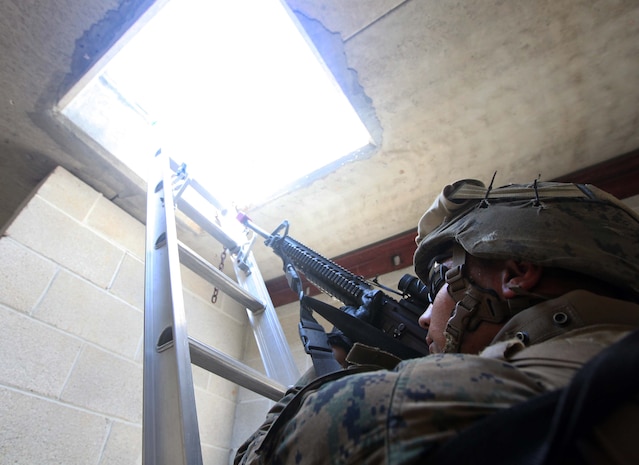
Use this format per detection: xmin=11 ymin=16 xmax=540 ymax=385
xmin=59 ymin=0 xmax=373 ymax=210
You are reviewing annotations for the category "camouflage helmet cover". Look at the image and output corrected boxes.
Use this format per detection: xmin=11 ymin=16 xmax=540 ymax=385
xmin=414 ymin=179 xmax=639 ymax=295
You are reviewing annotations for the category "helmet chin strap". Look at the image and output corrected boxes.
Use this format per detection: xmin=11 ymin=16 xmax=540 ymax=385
xmin=442 ymin=245 xmax=544 ymax=353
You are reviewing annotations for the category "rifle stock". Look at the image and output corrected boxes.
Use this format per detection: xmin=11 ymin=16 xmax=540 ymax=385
xmin=238 ymin=213 xmax=429 ymax=358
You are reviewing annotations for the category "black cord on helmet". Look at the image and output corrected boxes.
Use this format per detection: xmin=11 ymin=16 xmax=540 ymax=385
xmin=533 ymin=178 xmax=541 ymax=207
xmin=479 ymin=171 xmax=497 ymax=208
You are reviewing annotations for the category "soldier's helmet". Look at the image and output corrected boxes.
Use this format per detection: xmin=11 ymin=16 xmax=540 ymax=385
xmin=414 ymin=179 xmax=639 ymax=296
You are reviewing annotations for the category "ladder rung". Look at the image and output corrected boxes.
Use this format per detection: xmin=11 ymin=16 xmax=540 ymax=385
xmin=169 ymin=158 xmax=226 ymax=213
xmin=188 ymin=337 xmax=286 ymax=402
xmin=176 ymin=199 xmax=240 ymax=253
xmin=178 ymin=241 xmax=265 ymax=312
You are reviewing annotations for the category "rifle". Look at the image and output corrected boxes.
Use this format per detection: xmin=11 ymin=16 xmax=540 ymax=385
xmin=237 ymin=213 xmax=430 ymax=360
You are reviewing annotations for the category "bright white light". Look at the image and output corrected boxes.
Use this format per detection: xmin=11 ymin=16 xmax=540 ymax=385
xmin=62 ymin=0 xmax=371 ymax=209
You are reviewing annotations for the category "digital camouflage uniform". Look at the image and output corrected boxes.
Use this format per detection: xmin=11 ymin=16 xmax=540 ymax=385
xmin=235 ymin=291 xmax=639 ymax=465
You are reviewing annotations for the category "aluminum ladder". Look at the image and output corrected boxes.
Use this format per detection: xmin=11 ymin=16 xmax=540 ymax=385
xmin=143 ymin=149 xmax=300 ymax=465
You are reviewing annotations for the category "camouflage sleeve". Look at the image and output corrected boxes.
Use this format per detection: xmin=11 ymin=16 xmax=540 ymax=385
xmin=234 ymin=366 xmax=379 ymax=465
xmin=236 ymin=354 xmax=550 ymax=465
xmin=234 ymin=367 xmax=321 ymax=465
xmin=234 ymin=388 xmax=299 ymax=465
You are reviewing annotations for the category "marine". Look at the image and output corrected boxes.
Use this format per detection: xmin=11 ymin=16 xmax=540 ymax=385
xmin=235 ymin=179 xmax=639 ymax=465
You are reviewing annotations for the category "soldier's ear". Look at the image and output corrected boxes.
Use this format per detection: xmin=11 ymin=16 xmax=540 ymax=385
xmin=500 ymin=260 xmax=542 ymax=299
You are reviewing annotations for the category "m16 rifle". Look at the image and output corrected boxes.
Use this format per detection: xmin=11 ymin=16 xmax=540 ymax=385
xmin=237 ymin=213 xmax=430 ymax=360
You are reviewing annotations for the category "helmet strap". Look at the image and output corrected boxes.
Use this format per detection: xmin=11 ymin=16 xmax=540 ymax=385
xmin=442 ymin=245 xmax=543 ymax=353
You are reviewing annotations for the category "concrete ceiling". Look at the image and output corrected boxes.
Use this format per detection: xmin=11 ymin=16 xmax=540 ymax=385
xmin=1 ymin=0 xmax=638 ymax=287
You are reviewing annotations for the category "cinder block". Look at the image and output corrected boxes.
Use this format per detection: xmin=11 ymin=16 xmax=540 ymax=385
xmin=201 ymin=444 xmax=232 ymax=465
xmin=134 ymin=334 xmax=144 ymax=363
xmin=242 ymin=329 xmax=261 ymax=362
xmin=60 ymin=345 xmax=142 ymax=423
xmin=190 ymin=349 xmax=238 ymax=399
xmin=0 ymin=305 xmax=82 ymax=397
xmin=243 ymin=346 xmax=307 ymax=381
xmin=206 ymin=371 xmax=239 ymax=401
xmin=274 ymin=300 xmax=300 ymax=319
xmin=110 ymin=253 xmax=144 ymax=310
xmin=181 ymin=265 xmax=248 ymax=327
xmin=86 ymin=196 xmax=145 ymax=260
xmin=192 ymin=364 xmax=211 ymax=390
xmin=239 ymin=311 xmax=308 ymax=394
xmin=0 ymin=237 xmax=57 ymax=314
xmin=275 ymin=309 xmax=302 ymax=348
xmin=215 ymin=290 xmax=250 ymax=327
xmin=195 ymin=388 xmax=235 ymax=449
xmin=234 ymin=357 xmax=269 ymax=403
xmin=6 ymin=195 xmax=124 ymax=289
xmin=236 ymin=383 xmax=268 ymax=403
xmin=236 ymin=385 xmax=258 ymax=403
xmin=184 ymin=292 xmax=245 ymax=359
xmin=231 ymin=397 xmax=272 ymax=450
xmin=181 ymin=265 xmax=215 ymax=303
xmin=244 ymin=355 xmax=267 ymax=374
xmin=0 ymin=387 xmax=108 ymax=464
xmin=99 ymin=420 xmax=142 ymax=465
xmin=35 ymin=270 xmax=142 ymax=359
xmin=35 ymin=166 xmax=101 ymax=222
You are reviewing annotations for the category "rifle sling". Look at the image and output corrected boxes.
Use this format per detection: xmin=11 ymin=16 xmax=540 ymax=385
xmin=302 ymin=296 xmax=423 ymax=361
xmin=299 ymin=298 xmax=343 ymax=377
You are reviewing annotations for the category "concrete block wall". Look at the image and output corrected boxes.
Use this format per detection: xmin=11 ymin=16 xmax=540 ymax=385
xmin=0 ymin=167 xmax=250 ymax=465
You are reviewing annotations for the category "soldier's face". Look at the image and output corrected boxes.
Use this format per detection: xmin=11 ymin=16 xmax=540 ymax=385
xmin=419 ymin=258 xmax=455 ymax=354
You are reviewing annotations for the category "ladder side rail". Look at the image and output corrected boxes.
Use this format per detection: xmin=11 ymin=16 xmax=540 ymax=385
xmin=143 ymin=150 xmax=203 ymax=465
xmin=232 ymin=249 xmax=301 ymax=386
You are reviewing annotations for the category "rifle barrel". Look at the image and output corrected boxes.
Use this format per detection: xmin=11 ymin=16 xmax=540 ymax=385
xmin=237 ymin=212 xmax=270 ymax=239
